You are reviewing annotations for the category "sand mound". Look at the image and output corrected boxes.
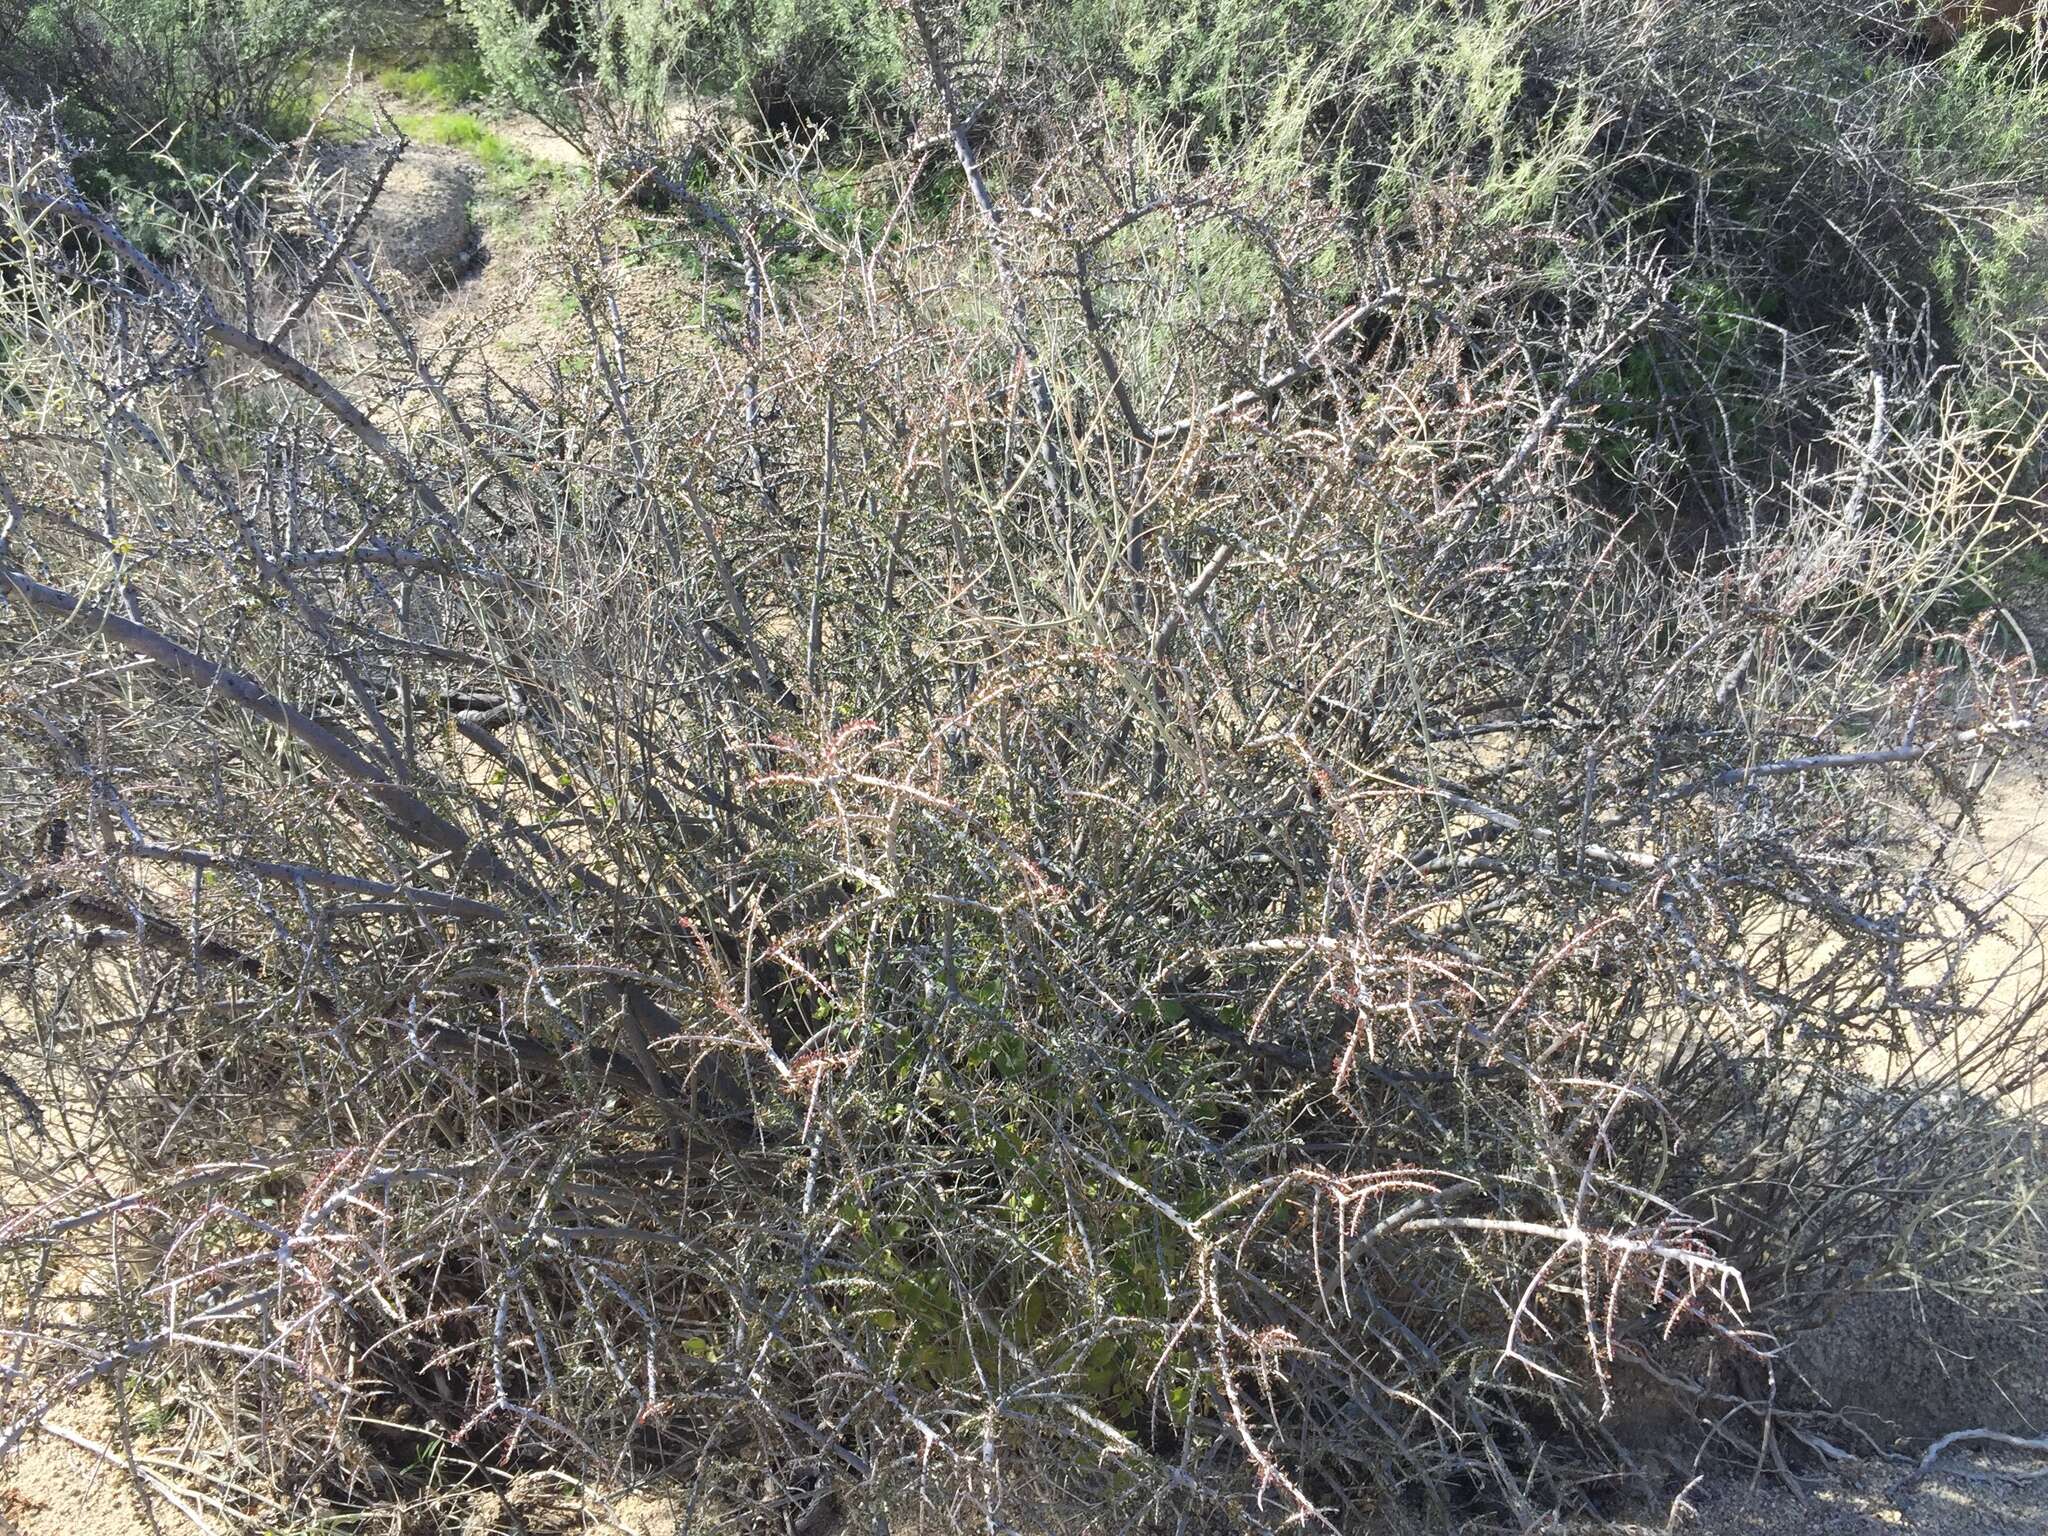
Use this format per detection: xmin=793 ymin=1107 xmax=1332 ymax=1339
xmin=310 ymin=138 xmax=477 ymax=292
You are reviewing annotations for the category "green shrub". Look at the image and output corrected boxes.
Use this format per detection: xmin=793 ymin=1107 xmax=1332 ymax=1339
xmin=0 ymin=0 xmax=337 ymax=225
xmin=1 ymin=0 xmax=336 ymax=151
xmin=457 ymin=0 xmax=904 ymax=150
xmin=997 ymin=2 xmax=2045 ymax=509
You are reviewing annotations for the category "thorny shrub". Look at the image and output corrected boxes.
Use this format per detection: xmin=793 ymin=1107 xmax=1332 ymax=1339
xmin=3 ymin=3 xmax=2047 ymax=1530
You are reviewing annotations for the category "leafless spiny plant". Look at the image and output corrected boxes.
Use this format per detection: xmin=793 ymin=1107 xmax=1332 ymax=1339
xmin=3 ymin=8 xmax=2047 ymax=1529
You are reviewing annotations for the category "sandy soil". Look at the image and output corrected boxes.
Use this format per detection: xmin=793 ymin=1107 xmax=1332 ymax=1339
xmin=0 ymin=1392 xmax=189 ymax=1536
xmin=312 ymin=136 xmax=478 ymax=291
xmin=1670 ymin=1449 xmax=2048 ymax=1536
xmin=0 ymin=1121 xmax=164 ymax=1536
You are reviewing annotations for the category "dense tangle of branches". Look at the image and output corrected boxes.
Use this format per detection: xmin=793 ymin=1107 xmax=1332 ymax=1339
xmin=3 ymin=4 xmax=2046 ymax=1528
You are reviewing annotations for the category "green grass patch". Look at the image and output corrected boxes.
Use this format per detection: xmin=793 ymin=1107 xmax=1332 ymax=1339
xmin=396 ymin=108 xmax=549 ymax=191
xmin=373 ymin=53 xmax=491 ymax=110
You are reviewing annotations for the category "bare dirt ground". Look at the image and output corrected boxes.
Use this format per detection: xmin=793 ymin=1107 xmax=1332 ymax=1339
xmin=1669 ymin=1448 xmax=2048 ymax=1536
xmin=1 ymin=1087 xmax=175 ymax=1536
xmin=329 ymin=137 xmax=479 ymax=288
